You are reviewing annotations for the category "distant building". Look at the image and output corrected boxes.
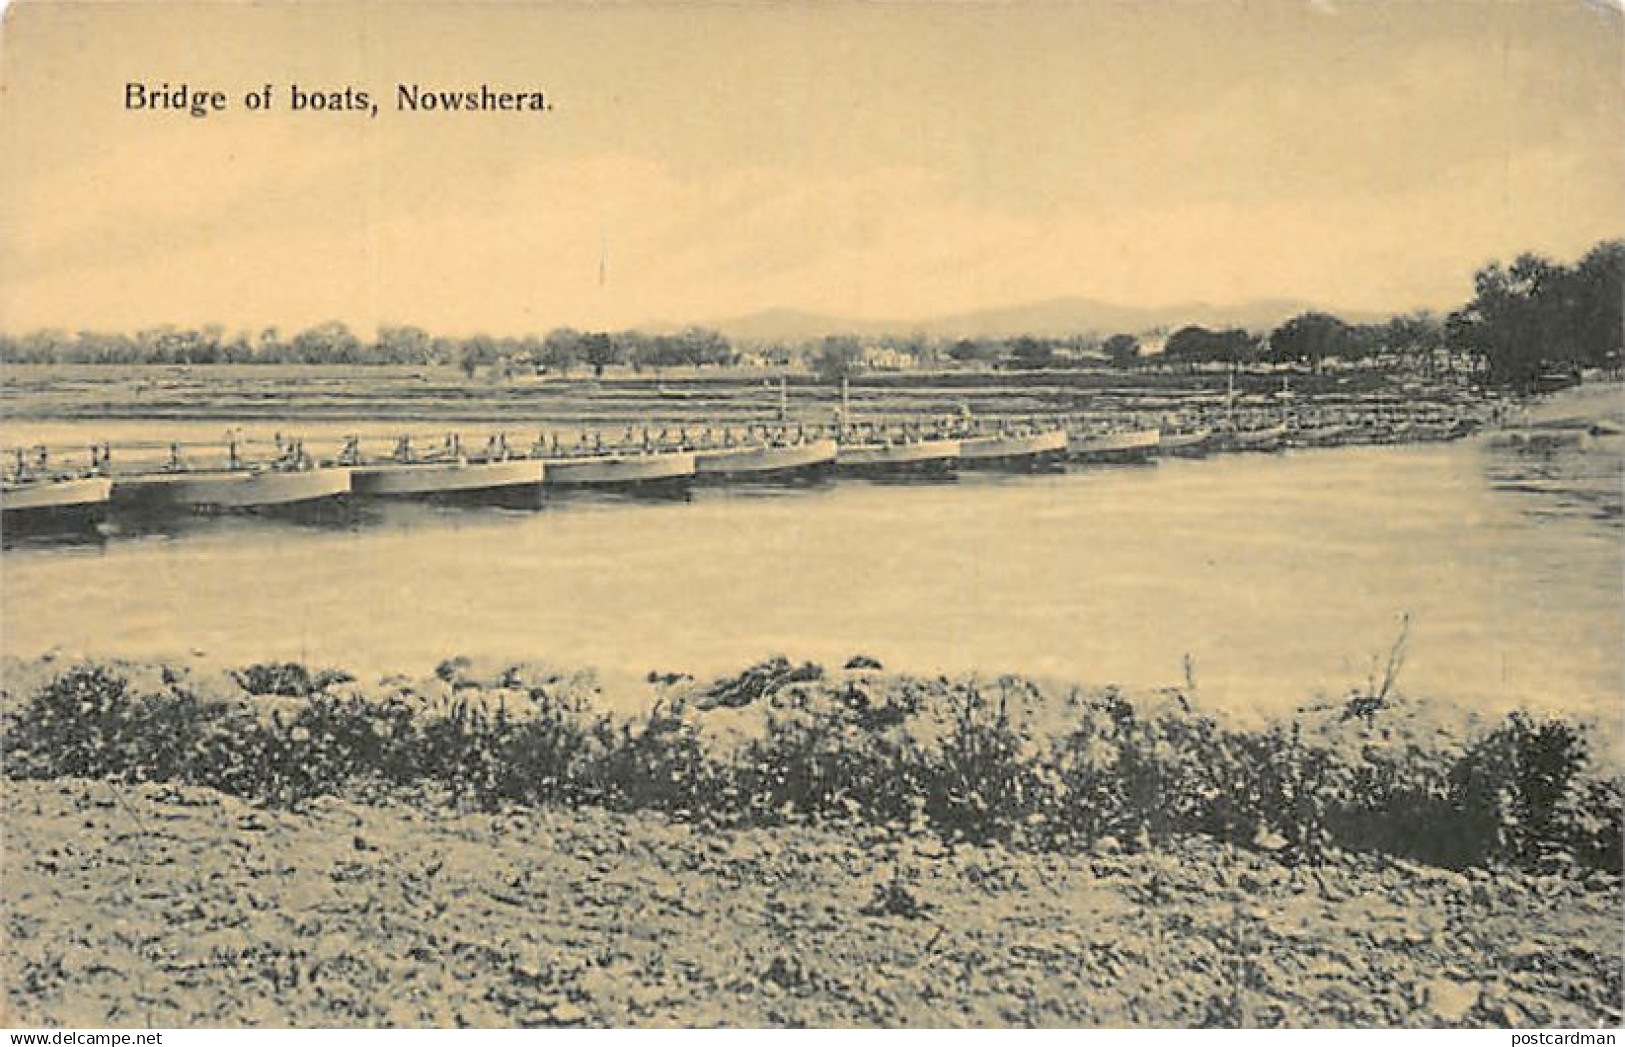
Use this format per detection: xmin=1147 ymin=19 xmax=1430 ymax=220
xmin=862 ymin=345 xmax=913 ymax=371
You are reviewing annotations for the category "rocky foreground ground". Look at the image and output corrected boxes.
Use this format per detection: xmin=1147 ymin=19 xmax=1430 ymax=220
xmin=3 ymin=777 xmax=1620 ymax=1028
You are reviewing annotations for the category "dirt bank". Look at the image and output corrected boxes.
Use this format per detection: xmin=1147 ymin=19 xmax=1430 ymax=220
xmin=3 ymin=777 xmax=1619 ymax=1028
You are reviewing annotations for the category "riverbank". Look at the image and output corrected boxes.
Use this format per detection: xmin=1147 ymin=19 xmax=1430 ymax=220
xmin=0 ymin=364 xmax=1495 ymax=464
xmin=5 ymin=654 xmax=1621 ymax=865
xmin=0 ymin=363 xmax=1435 ymax=425
xmin=3 ymin=654 xmax=1622 ymax=1025
xmin=5 ymin=774 xmax=1620 ymax=1028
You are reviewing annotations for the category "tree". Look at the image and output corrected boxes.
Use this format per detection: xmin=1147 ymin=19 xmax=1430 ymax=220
xmin=1377 ymin=310 xmax=1444 ymax=372
xmin=541 ymin=328 xmax=582 ymax=377
xmin=1007 ymin=336 xmax=1055 ymax=370
xmin=616 ymin=330 xmax=653 ymax=373
xmin=187 ymin=323 xmax=226 ymax=364
xmin=647 ymin=334 xmax=688 ymax=372
xmin=1447 ymin=253 xmax=1570 ymax=389
xmin=1572 ymin=239 xmax=1624 ymax=372
xmin=513 ymin=334 xmax=545 ymax=370
xmin=135 ymin=326 xmax=178 ymax=364
xmin=676 ymin=326 xmax=734 ymax=367
xmin=223 ymin=330 xmax=256 ymax=363
xmin=947 ymin=338 xmax=998 ymax=365
xmin=811 ymin=335 xmax=863 ymax=384
xmin=16 ymin=329 xmax=69 ymax=363
xmin=257 ymin=326 xmax=285 ymax=363
xmin=1266 ymin=312 xmax=1353 ymax=370
xmin=377 ymin=324 xmax=434 ymax=365
xmin=1103 ymin=333 xmax=1141 ymax=368
xmin=1163 ymin=326 xmax=1208 ymax=364
xmin=453 ymin=333 xmax=501 ymax=378
xmin=71 ymin=331 xmax=136 ymax=364
xmin=289 ymin=321 xmax=362 ymax=364
xmin=581 ymin=331 xmax=621 ymax=376
xmin=1164 ymin=325 xmax=1259 ymax=367
xmin=1384 ymin=311 xmax=1442 ymax=353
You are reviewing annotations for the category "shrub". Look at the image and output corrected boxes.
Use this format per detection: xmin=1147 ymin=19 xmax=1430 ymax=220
xmin=1044 ymin=690 xmax=1243 ymax=851
xmin=232 ymin=661 xmax=353 ymax=698
xmin=730 ymin=676 xmax=925 ymax=827
xmin=1452 ymin=712 xmax=1612 ymax=869
xmin=916 ymin=678 xmax=1045 ymax=844
xmin=693 ymin=656 xmax=823 ymax=710
xmin=4 ymin=657 xmax=1620 ymax=876
xmin=3 ymin=665 xmax=146 ymax=781
xmin=489 ymin=688 xmax=602 ymax=807
xmin=586 ymin=701 xmax=721 ymax=817
xmin=1288 ymin=695 xmax=1464 ymax=865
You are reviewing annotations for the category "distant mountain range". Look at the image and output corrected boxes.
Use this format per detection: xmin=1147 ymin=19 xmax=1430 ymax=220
xmin=683 ymin=297 xmax=1395 ymax=343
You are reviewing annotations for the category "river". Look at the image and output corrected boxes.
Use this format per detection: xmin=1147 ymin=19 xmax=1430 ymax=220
xmin=2 ymin=400 xmax=1620 ymax=724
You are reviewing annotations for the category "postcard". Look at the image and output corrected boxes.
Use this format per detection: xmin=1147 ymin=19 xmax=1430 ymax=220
xmin=2 ymin=0 xmax=1620 ymax=1031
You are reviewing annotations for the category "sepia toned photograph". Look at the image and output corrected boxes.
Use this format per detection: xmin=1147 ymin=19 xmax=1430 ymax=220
xmin=1 ymin=0 xmax=1621 ymax=1031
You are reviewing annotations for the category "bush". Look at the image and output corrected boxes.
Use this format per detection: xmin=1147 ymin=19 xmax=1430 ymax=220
xmin=4 ymin=665 xmax=148 ymax=781
xmin=692 ymin=656 xmax=823 ymax=710
xmin=232 ymin=661 xmax=353 ymax=697
xmin=1043 ymin=690 xmax=1244 ymax=851
xmin=587 ymin=701 xmax=721 ymax=817
xmin=917 ymin=678 xmax=1045 ymax=844
xmin=4 ymin=658 xmax=1620 ymax=875
xmin=490 ymin=688 xmax=602 ymax=808
xmin=1452 ymin=712 xmax=1619 ymax=870
xmin=729 ymin=676 xmax=925 ymax=827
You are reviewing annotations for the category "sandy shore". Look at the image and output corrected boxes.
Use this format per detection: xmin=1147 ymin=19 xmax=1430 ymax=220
xmin=4 ymin=777 xmax=1620 ymax=1028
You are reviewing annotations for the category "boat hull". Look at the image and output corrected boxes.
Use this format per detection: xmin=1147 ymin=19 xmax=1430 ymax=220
xmin=958 ymin=430 xmax=1069 ymax=468
xmin=1069 ymin=428 xmax=1161 ymax=461
xmin=2 ymin=475 xmax=114 ymax=513
xmin=694 ymin=439 xmax=837 ymax=478
xmin=1290 ymin=425 xmax=1351 ymax=448
xmin=1403 ymin=423 xmax=1460 ymax=443
xmin=351 ymin=458 xmax=544 ymax=496
xmin=836 ymin=438 xmax=961 ymax=473
xmin=1159 ymin=428 xmax=1214 ymax=455
xmin=115 ymin=467 xmax=352 ymax=509
xmin=1221 ymin=425 xmax=1288 ymax=452
xmin=543 ymin=451 xmax=697 ymax=487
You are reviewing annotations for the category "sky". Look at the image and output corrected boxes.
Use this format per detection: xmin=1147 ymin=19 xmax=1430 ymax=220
xmin=1 ymin=0 xmax=1621 ymax=336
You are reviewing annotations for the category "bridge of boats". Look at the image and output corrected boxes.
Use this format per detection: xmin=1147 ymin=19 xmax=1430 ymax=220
xmin=1 ymin=400 xmax=1494 ymax=522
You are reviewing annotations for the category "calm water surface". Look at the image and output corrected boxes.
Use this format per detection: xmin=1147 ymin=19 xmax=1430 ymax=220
xmin=3 ymin=423 xmax=1620 ymax=721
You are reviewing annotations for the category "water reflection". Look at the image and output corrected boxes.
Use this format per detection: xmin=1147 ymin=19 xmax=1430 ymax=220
xmin=1479 ymin=432 xmax=1623 ymax=527
xmin=1 ymin=523 xmax=109 ymax=552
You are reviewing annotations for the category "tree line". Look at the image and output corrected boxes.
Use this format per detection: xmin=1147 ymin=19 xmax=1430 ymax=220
xmin=1151 ymin=239 xmax=1622 ymax=388
xmin=1156 ymin=312 xmax=1447 ymax=370
xmin=1443 ymin=240 xmax=1622 ymax=389
xmin=3 ymin=239 xmax=1617 ymax=389
xmin=0 ymin=324 xmax=744 ymax=376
